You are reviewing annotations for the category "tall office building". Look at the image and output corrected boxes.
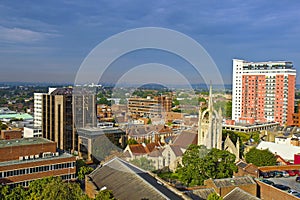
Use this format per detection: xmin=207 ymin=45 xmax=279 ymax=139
xmin=232 ymin=59 xmax=296 ymax=125
xmin=34 ymin=88 xmax=56 ymax=127
xmin=42 ymin=87 xmax=96 ymax=152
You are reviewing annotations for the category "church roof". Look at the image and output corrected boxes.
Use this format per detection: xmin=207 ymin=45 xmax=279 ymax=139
xmin=169 ymin=145 xmax=184 ymax=157
xmin=172 ymin=130 xmax=197 ymax=149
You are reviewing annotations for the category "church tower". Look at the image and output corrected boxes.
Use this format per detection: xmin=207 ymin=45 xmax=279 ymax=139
xmin=198 ymin=84 xmax=222 ymax=149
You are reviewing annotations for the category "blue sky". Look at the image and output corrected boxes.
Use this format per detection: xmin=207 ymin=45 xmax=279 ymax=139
xmin=1 ymin=0 xmax=300 ymax=84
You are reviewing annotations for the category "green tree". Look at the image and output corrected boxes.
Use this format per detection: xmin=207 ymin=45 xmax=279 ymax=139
xmin=119 ymin=98 xmax=127 ymax=104
xmin=127 ymin=138 xmax=138 ymax=145
xmin=78 ymin=166 xmax=94 ymax=181
xmin=202 ymin=148 xmax=237 ymax=179
xmin=225 ymin=101 xmax=232 ymax=118
xmin=245 ymin=148 xmax=277 ymax=167
xmin=172 ymin=98 xmax=180 ymax=107
xmin=26 ymin=176 xmax=90 ymax=200
xmin=130 ymin=157 xmax=155 ymax=171
xmin=177 ymin=145 xmax=208 ymax=186
xmin=0 ymin=185 xmax=9 ymax=199
xmin=6 ymin=185 xmax=27 ymax=200
xmin=0 ymin=121 xmax=8 ymax=130
xmin=207 ymin=192 xmax=223 ymax=200
xmin=97 ymin=97 xmax=110 ymax=106
xmin=95 ymin=189 xmax=115 ymax=200
xmin=177 ymin=145 xmax=237 ymax=186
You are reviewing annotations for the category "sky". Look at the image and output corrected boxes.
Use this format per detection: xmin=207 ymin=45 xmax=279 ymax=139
xmin=1 ymin=0 xmax=300 ymax=85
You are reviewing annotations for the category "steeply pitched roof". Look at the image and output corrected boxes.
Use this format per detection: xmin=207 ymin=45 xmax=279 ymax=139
xmin=169 ymin=145 xmax=183 ymax=157
xmin=88 ymin=157 xmax=184 ymax=200
xmin=148 ymin=148 xmax=163 ymax=157
xmin=128 ymin=142 xmax=161 ymax=155
xmin=129 ymin=144 xmax=148 ymax=155
xmin=236 ymin=161 xmax=258 ymax=176
xmin=172 ymin=130 xmax=197 ymax=149
xmin=223 ymin=187 xmax=260 ymax=200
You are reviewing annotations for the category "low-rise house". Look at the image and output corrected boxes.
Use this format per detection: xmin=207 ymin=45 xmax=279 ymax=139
xmin=204 ymin=176 xmax=257 ymax=197
xmin=234 ymin=160 xmax=258 ymax=178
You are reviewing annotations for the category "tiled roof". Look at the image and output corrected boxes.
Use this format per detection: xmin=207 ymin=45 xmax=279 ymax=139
xmin=88 ymin=157 xmax=184 ymax=200
xmin=172 ymin=130 xmax=197 ymax=149
xmin=148 ymin=148 xmax=163 ymax=157
xmin=169 ymin=145 xmax=183 ymax=157
xmin=223 ymin=187 xmax=259 ymax=200
xmin=185 ymin=188 xmax=215 ymax=200
xmin=213 ymin=176 xmax=256 ymax=188
xmin=128 ymin=142 xmax=161 ymax=155
xmin=129 ymin=144 xmax=148 ymax=155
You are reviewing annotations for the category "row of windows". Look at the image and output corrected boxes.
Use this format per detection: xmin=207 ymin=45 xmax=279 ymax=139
xmin=0 ymin=162 xmax=75 ymax=178
xmin=8 ymin=174 xmax=76 ymax=188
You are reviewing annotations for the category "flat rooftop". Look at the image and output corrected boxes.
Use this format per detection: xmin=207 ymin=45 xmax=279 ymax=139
xmin=0 ymin=113 xmax=33 ymax=120
xmin=0 ymin=152 xmax=74 ymax=167
xmin=77 ymin=127 xmax=125 ymax=138
xmin=0 ymin=137 xmax=54 ymax=148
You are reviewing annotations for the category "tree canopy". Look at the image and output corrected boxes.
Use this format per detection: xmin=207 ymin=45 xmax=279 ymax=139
xmin=245 ymin=148 xmax=277 ymax=167
xmin=130 ymin=157 xmax=155 ymax=171
xmin=78 ymin=166 xmax=94 ymax=181
xmin=0 ymin=176 xmax=91 ymax=200
xmin=95 ymin=189 xmax=115 ymax=200
xmin=207 ymin=192 xmax=223 ymax=200
xmin=177 ymin=144 xmax=237 ymax=186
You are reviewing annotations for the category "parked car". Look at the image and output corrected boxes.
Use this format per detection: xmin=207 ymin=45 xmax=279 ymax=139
xmin=295 ymin=193 xmax=300 ymax=198
xmin=259 ymin=171 xmax=270 ymax=178
xmin=296 ymin=176 xmax=300 ymax=182
xmin=288 ymin=189 xmax=300 ymax=195
xmin=273 ymin=171 xmax=283 ymax=178
xmin=268 ymin=171 xmax=275 ymax=178
xmin=261 ymin=179 xmax=274 ymax=185
xmin=282 ymin=171 xmax=290 ymax=177
xmin=286 ymin=170 xmax=296 ymax=176
xmin=294 ymin=170 xmax=300 ymax=176
xmin=273 ymin=184 xmax=291 ymax=191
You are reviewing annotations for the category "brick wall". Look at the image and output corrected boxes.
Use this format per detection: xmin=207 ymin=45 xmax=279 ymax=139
xmin=0 ymin=142 xmax=56 ymax=162
xmin=85 ymin=176 xmax=99 ymax=199
xmin=204 ymin=179 xmax=257 ymax=197
xmin=1 ymin=130 xmax=22 ymax=140
xmin=0 ymin=156 xmax=76 ymax=184
xmin=256 ymin=180 xmax=298 ymax=200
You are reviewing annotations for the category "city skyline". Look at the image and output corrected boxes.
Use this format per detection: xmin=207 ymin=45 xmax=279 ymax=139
xmin=1 ymin=1 xmax=300 ymax=84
